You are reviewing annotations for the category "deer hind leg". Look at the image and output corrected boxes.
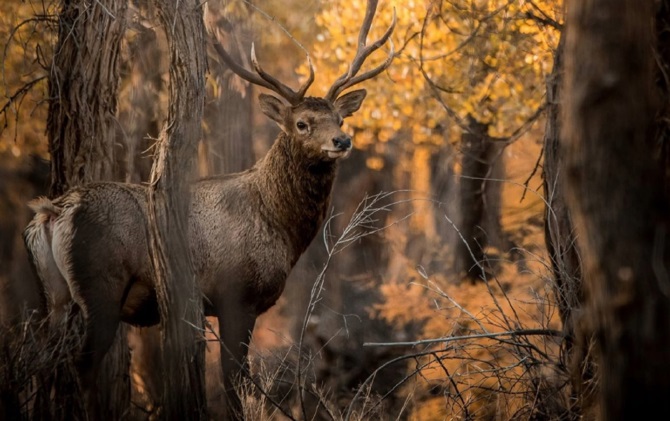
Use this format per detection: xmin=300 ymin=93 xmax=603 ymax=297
xmin=51 ymin=238 xmax=124 ymax=414
xmin=23 ymin=212 xmax=71 ymax=325
xmin=67 ymin=272 xmax=123 ymax=416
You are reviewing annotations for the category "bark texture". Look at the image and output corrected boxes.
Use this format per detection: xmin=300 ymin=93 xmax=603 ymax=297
xmin=563 ymin=1 xmax=670 ymax=419
xmin=47 ymin=0 xmax=127 ymax=196
xmin=148 ymin=0 xmax=207 ymax=418
xmin=44 ymin=1 xmax=130 ymax=418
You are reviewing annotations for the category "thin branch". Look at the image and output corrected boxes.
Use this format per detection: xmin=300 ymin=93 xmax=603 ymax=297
xmin=525 ymin=1 xmax=562 ymax=30
xmin=0 ymin=76 xmax=47 ymax=116
xmin=520 ymin=144 xmax=544 ymax=203
xmin=363 ymin=329 xmax=564 ymax=348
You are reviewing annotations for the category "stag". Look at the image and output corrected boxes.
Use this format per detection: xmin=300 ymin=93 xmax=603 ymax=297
xmin=24 ymin=1 xmax=394 ymax=418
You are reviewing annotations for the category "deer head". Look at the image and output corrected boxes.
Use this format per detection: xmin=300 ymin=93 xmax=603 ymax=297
xmin=258 ymin=91 xmax=367 ymax=161
xmin=209 ymin=0 xmax=395 ymax=162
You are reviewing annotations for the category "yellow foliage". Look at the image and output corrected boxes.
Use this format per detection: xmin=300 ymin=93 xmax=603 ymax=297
xmin=303 ymin=0 xmax=561 ymax=154
xmin=0 ymin=0 xmax=53 ymax=157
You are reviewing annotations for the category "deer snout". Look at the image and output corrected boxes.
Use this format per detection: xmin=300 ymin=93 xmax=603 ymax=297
xmin=332 ymin=135 xmax=352 ymax=150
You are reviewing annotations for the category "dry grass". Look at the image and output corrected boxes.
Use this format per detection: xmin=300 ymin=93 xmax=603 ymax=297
xmin=0 ymin=306 xmax=87 ymax=420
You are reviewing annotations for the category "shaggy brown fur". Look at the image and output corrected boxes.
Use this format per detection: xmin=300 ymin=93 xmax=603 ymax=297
xmin=23 ymin=91 xmax=366 ymax=419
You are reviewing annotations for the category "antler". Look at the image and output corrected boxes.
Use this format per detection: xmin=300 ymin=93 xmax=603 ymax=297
xmin=211 ymin=34 xmax=315 ymax=106
xmin=325 ymin=0 xmax=396 ymax=102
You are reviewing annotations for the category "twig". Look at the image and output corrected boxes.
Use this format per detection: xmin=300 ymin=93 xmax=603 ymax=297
xmin=0 ymin=76 xmax=47 ymax=116
xmin=363 ymin=329 xmax=564 ymax=348
xmin=520 ymin=144 xmax=544 ymax=203
xmin=297 ymin=190 xmax=413 ymax=418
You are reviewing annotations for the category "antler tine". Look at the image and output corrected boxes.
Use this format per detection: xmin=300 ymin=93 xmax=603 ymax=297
xmin=325 ymin=1 xmax=396 ymax=101
xmin=212 ymin=36 xmax=309 ymax=105
xmin=357 ymin=0 xmax=379 ymax=50
xmin=296 ymin=55 xmax=315 ymax=99
xmin=250 ymin=44 xmax=306 ymax=105
xmin=333 ymin=37 xmax=395 ymax=97
xmin=212 ymin=42 xmax=276 ymax=92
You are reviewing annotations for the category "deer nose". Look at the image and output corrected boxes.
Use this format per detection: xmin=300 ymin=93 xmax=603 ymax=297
xmin=332 ymin=135 xmax=352 ymax=150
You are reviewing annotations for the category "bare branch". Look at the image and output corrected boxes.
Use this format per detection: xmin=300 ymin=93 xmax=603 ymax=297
xmin=0 ymin=76 xmax=47 ymax=139
xmin=0 ymin=76 xmax=47 ymax=116
xmin=525 ymin=1 xmax=563 ymax=30
xmin=363 ymin=329 xmax=564 ymax=348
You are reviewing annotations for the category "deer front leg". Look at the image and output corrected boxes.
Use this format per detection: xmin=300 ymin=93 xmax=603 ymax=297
xmin=217 ymin=302 xmax=256 ymax=421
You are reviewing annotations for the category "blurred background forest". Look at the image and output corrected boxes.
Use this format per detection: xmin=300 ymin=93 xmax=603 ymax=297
xmin=2 ymin=0 xmax=632 ymax=419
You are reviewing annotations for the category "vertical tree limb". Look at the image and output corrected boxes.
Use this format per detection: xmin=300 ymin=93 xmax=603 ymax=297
xmin=542 ymin=31 xmax=596 ymax=418
xmin=147 ymin=0 xmax=207 ymax=418
xmin=204 ymin=0 xmax=254 ymax=175
xmin=455 ymin=115 xmax=504 ymax=283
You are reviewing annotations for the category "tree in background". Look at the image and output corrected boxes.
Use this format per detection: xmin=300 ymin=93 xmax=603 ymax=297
xmin=0 ymin=0 xmax=52 ymax=330
xmin=204 ymin=0 xmax=255 ymax=175
xmin=307 ymin=0 xmax=560 ymax=282
xmin=116 ymin=2 xmax=165 ymax=184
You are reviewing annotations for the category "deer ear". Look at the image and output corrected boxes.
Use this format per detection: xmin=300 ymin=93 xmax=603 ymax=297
xmin=334 ymin=89 xmax=367 ymax=118
xmin=259 ymin=94 xmax=286 ymax=126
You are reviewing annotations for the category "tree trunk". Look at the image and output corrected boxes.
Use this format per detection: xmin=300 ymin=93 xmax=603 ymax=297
xmin=205 ymin=75 xmax=254 ymax=174
xmin=43 ymin=1 xmax=130 ymax=419
xmin=148 ymin=0 xmax=207 ymax=418
xmin=47 ymin=0 xmax=127 ymax=196
xmin=455 ymin=115 xmax=504 ymax=282
xmin=542 ymin=32 xmax=594 ymax=419
xmin=563 ymin=1 xmax=670 ymax=419
xmin=543 ymin=33 xmax=582 ymax=347
xmin=656 ymin=1 xmax=670 ymax=196
xmin=119 ymin=5 xmax=165 ymax=184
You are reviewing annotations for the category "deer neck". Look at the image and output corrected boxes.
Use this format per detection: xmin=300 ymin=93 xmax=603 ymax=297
xmin=254 ymin=132 xmax=338 ymax=259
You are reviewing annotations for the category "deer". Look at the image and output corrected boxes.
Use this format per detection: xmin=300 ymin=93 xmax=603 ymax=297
xmin=23 ymin=1 xmax=394 ymax=419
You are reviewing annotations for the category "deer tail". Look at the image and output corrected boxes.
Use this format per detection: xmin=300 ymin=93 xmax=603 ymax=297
xmin=28 ymin=197 xmax=61 ymax=218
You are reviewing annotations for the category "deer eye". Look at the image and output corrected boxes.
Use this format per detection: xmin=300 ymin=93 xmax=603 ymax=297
xmin=296 ymin=121 xmax=308 ymax=131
